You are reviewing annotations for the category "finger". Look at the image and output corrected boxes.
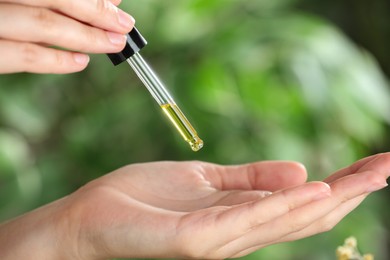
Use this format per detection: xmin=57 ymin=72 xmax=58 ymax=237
xmin=324 ymin=153 xmax=389 ymax=183
xmin=218 ymin=169 xmax=387 ymax=257
xmin=110 ymin=0 xmax=122 ymax=6
xmin=218 ymin=182 xmax=330 ymax=234
xmin=276 ymin=168 xmax=388 ymax=242
xmin=167 ymin=189 xmax=273 ymax=212
xmin=0 ymin=40 xmax=89 ymax=74
xmin=174 ymin=182 xmax=330 ymax=259
xmin=211 ymin=190 xmax=273 ymax=207
xmin=205 ymin=161 xmax=307 ymax=191
xmin=277 ymin=194 xmax=366 ymax=244
xmin=230 ymin=195 xmax=367 ymax=258
xmin=1 ymin=0 xmax=134 ymax=34
xmin=0 ymin=4 xmax=128 ymax=53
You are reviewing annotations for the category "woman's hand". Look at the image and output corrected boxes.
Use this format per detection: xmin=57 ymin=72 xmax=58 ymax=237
xmin=0 ymin=0 xmax=134 ymax=74
xmin=0 ymin=153 xmax=389 ymax=259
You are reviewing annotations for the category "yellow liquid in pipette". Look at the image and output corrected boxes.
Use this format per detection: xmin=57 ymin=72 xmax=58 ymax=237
xmin=161 ymin=103 xmax=203 ymax=151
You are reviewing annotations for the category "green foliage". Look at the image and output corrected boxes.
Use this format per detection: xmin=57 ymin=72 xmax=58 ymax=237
xmin=0 ymin=0 xmax=389 ymax=259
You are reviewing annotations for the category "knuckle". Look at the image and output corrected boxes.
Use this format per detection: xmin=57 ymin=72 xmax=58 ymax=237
xmin=79 ymin=27 xmax=100 ymax=51
xmin=281 ymin=190 xmax=296 ymax=212
xmin=54 ymin=51 xmax=66 ymax=67
xmin=21 ymin=43 xmax=69 ymax=73
xmin=21 ymin=43 xmax=39 ymax=68
xmin=68 ymin=0 xmax=114 ymax=26
xmin=32 ymin=8 xmax=55 ymax=32
xmin=95 ymin=0 xmax=106 ymax=13
xmin=95 ymin=0 xmax=115 ymax=15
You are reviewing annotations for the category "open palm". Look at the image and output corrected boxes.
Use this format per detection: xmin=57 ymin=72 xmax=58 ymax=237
xmin=61 ymin=154 xmax=389 ymax=259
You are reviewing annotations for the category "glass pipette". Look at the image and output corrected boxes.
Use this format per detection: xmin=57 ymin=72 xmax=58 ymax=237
xmin=107 ymin=27 xmax=203 ymax=151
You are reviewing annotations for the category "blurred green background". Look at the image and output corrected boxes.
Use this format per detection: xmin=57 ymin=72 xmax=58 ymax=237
xmin=1 ymin=0 xmax=389 ymax=259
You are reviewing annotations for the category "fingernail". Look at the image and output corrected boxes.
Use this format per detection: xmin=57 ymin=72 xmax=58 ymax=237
xmin=118 ymin=9 xmax=135 ymax=29
xmin=366 ymin=181 xmax=388 ymax=193
xmin=106 ymin=31 xmax=127 ymax=45
xmin=262 ymin=191 xmax=273 ymax=197
xmin=73 ymin=53 xmax=90 ymax=65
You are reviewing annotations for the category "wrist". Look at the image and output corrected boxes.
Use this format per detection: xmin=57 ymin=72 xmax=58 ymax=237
xmin=0 ymin=197 xmax=95 ymax=260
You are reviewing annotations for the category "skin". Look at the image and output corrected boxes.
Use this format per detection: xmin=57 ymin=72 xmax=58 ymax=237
xmin=0 ymin=1 xmax=389 ymax=259
xmin=0 ymin=0 xmax=134 ymax=74
xmin=0 ymin=153 xmax=389 ymax=259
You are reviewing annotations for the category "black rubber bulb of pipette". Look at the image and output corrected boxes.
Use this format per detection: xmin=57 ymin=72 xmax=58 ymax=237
xmin=107 ymin=27 xmax=147 ymax=65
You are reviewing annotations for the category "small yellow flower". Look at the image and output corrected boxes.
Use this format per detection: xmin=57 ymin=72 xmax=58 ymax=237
xmin=336 ymin=236 xmax=374 ymax=260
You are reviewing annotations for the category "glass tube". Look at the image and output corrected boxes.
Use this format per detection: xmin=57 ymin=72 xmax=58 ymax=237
xmin=127 ymin=53 xmax=203 ymax=151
